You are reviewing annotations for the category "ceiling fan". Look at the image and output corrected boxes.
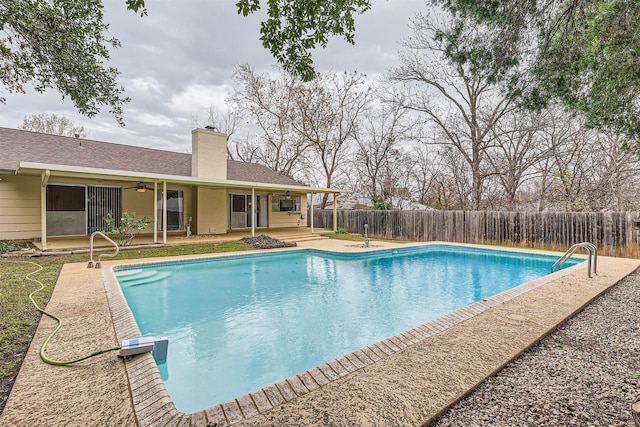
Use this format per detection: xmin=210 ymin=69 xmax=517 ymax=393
xmin=123 ymin=181 xmax=154 ymax=193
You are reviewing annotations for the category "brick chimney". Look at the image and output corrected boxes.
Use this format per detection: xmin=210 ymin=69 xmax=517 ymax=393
xmin=191 ymin=128 xmax=227 ymax=180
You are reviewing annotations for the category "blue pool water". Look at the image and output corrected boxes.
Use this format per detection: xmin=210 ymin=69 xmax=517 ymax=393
xmin=115 ymin=245 xmax=580 ymax=413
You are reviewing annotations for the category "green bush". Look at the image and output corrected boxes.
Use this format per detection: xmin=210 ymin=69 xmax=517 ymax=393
xmin=0 ymin=240 xmax=22 ymax=253
xmin=103 ymin=212 xmax=152 ymax=247
xmin=336 ymin=227 xmax=349 ymax=234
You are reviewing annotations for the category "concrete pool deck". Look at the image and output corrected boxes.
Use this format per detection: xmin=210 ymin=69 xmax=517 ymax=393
xmin=1 ymin=241 xmax=638 ymax=426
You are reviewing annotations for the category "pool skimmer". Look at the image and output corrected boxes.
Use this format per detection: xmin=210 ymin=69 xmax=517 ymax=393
xmin=120 ymin=337 xmax=169 ymax=363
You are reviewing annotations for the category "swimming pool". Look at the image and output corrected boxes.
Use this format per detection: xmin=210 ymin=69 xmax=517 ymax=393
xmin=115 ymin=245 xmax=580 ymax=414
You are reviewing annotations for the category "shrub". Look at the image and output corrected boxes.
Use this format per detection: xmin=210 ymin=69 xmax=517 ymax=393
xmin=103 ymin=212 xmax=153 ymax=247
xmin=0 ymin=240 xmax=22 ymax=253
xmin=336 ymin=227 xmax=349 ymax=234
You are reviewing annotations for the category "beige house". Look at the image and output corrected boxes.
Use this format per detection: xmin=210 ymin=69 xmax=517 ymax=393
xmin=0 ymin=127 xmax=339 ymax=250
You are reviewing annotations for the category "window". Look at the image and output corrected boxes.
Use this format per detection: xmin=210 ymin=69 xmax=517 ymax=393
xmin=280 ymin=198 xmax=295 ymax=211
xmin=46 ymin=184 xmax=87 ymax=236
xmin=232 ymin=194 xmax=246 ymax=212
xmin=272 ymin=194 xmax=301 ymax=212
xmin=46 ymin=185 xmax=85 ymax=211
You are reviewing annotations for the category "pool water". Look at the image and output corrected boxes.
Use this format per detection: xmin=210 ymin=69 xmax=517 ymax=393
xmin=115 ymin=245 xmax=579 ymax=413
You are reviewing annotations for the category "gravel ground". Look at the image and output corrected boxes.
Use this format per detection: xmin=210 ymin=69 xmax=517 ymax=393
xmin=241 ymin=234 xmax=297 ymax=249
xmin=434 ymin=269 xmax=640 ymax=427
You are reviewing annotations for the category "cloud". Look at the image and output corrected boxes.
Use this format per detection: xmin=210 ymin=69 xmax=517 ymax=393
xmin=168 ymin=83 xmax=232 ymax=117
xmin=127 ymin=76 xmax=162 ymax=94
xmin=134 ymin=113 xmax=177 ymax=127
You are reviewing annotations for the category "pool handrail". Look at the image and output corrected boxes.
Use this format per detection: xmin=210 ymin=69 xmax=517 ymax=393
xmin=87 ymin=231 xmax=119 ymax=269
xmin=551 ymin=242 xmax=597 ymax=277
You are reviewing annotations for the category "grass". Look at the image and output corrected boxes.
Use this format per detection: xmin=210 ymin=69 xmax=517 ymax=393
xmin=0 ymin=240 xmax=252 ymax=414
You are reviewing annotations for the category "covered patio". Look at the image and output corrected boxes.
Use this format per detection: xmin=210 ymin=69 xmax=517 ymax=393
xmin=30 ymin=227 xmax=336 ymax=252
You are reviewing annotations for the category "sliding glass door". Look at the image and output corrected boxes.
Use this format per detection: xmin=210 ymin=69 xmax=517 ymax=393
xmin=229 ymin=194 xmax=268 ymax=229
xmin=157 ymin=190 xmax=184 ymax=231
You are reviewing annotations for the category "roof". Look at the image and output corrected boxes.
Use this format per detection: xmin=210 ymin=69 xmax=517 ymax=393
xmin=0 ymin=127 xmax=302 ymax=187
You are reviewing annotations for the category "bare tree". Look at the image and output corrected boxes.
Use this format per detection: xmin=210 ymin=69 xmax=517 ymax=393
xmin=536 ymin=110 xmax=593 ymax=211
xmin=293 ymin=71 xmax=371 ymax=208
xmin=388 ymin=10 xmax=515 ymax=210
xmin=19 ymin=113 xmax=88 ymax=138
xmin=436 ymin=145 xmax=473 ymax=209
xmin=409 ymin=142 xmax=444 ymax=207
xmin=485 ymin=110 xmax=553 ymax=210
xmin=230 ymin=64 xmax=313 ymax=178
xmin=227 ymin=135 xmax=262 ymax=163
xmin=190 ymin=104 xmax=242 ymax=158
xmin=573 ymin=132 xmax=640 ymax=211
xmin=353 ymin=99 xmax=409 ymax=204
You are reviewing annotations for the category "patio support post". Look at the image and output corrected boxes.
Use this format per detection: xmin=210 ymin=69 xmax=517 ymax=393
xmin=153 ymin=179 xmax=158 ymax=243
xmin=162 ymin=180 xmax=167 ymax=244
xmin=333 ymin=192 xmax=337 ymax=232
xmin=40 ymin=170 xmax=50 ymax=251
xmin=251 ymin=187 xmax=255 ymax=237
xmin=310 ymin=192 xmax=314 ymax=233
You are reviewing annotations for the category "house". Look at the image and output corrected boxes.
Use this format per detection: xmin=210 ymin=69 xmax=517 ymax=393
xmin=0 ymin=127 xmax=340 ymax=250
xmin=320 ymin=191 xmax=433 ymax=211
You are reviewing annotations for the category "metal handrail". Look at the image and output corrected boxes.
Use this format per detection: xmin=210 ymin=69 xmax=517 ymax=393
xmin=551 ymin=242 xmax=597 ymax=277
xmin=87 ymin=231 xmax=119 ymax=269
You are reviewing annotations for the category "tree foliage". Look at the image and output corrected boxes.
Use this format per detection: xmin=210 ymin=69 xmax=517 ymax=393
xmin=432 ymin=0 xmax=640 ymax=142
xmin=236 ymin=0 xmax=371 ymax=81
xmin=0 ymin=0 xmax=129 ymax=125
xmin=19 ymin=113 xmax=88 ymax=138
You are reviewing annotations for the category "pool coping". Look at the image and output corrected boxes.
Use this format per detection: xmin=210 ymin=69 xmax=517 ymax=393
xmin=102 ymin=241 xmax=597 ymax=426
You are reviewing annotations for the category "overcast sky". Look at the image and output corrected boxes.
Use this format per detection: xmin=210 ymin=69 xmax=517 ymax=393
xmin=0 ymin=0 xmax=425 ymax=153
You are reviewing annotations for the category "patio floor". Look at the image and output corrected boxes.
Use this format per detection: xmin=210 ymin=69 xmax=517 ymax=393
xmin=1 ymin=240 xmax=637 ymax=426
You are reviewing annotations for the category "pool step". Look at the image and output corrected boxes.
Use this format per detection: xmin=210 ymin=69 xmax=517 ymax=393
xmin=117 ymin=270 xmax=159 ymax=282
xmin=117 ymin=270 xmax=172 ymax=286
xmin=115 ymin=269 xmax=144 ymax=277
xmin=278 ymin=233 xmax=329 ymax=243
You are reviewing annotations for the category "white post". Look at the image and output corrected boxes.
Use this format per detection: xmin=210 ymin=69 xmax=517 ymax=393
xmin=153 ymin=179 xmax=158 ymax=243
xmin=162 ymin=180 xmax=167 ymax=244
xmin=40 ymin=170 xmax=50 ymax=251
xmin=251 ymin=187 xmax=256 ymax=237
xmin=333 ymin=192 xmax=338 ymax=232
xmin=310 ymin=193 xmax=314 ymax=233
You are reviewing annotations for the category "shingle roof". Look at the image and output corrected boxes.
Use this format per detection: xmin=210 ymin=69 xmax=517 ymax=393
xmin=0 ymin=127 xmax=303 ymax=187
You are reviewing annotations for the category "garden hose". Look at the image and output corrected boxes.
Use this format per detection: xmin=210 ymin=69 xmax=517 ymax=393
xmin=2 ymin=258 xmax=121 ymax=365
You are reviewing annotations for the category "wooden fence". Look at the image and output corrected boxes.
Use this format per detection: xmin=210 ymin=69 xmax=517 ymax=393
xmin=312 ymin=210 xmax=640 ymax=258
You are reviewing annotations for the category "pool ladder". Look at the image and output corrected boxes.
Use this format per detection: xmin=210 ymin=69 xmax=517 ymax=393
xmin=551 ymin=242 xmax=597 ymax=278
xmin=87 ymin=231 xmax=119 ymax=269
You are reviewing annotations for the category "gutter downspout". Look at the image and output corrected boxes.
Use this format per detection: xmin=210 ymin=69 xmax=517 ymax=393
xmin=162 ymin=180 xmax=167 ymax=244
xmin=40 ymin=170 xmax=50 ymax=251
